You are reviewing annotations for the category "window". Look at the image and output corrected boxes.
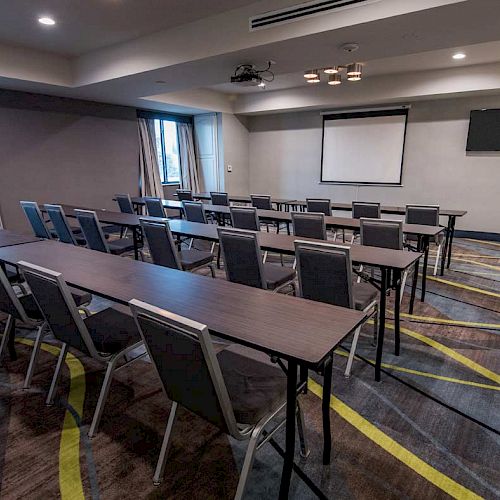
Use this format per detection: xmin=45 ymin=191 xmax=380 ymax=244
xmin=153 ymin=119 xmax=180 ymax=184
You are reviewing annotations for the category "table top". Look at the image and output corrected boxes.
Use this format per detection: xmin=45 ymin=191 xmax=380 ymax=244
xmin=168 ymin=220 xmax=421 ymax=270
xmin=0 ymin=230 xmax=40 ymax=248
xmin=168 ymin=193 xmax=296 ymax=205
xmin=0 ymin=240 xmax=366 ymax=366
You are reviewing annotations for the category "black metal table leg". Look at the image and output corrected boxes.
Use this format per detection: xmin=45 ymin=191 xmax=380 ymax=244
xmin=132 ymin=227 xmax=139 ymax=260
xmin=409 ymin=236 xmax=422 ymax=314
xmin=375 ymin=268 xmax=388 ymax=381
xmin=279 ymin=360 xmax=298 ymax=499
xmin=446 ymin=216 xmax=456 ymax=269
xmin=421 ymin=236 xmax=430 ymax=302
xmin=441 ymin=216 xmax=452 ymax=276
xmin=322 ymin=355 xmax=333 ymax=464
xmin=394 ymin=269 xmax=401 ymax=356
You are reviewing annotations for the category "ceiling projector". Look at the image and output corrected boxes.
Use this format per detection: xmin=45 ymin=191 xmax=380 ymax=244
xmin=230 ymin=61 xmax=275 ymax=88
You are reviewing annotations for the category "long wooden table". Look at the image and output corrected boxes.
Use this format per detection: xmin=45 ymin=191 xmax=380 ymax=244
xmin=0 ymin=230 xmax=40 ymax=248
xmin=0 ymin=239 xmax=366 ymax=496
xmin=167 ymin=219 xmax=421 ymax=382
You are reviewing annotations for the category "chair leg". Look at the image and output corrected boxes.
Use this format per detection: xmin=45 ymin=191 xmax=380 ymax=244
xmin=344 ymin=326 xmax=362 ymax=378
xmin=88 ymin=359 xmax=117 ymax=438
xmin=0 ymin=315 xmax=14 ymax=360
xmin=350 ymin=233 xmax=355 ymax=244
xmin=208 ymin=263 xmax=216 ymax=279
xmin=400 ymin=270 xmax=408 ymax=306
xmin=263 ymin=251 xmax=268 ymax=263
xmin=296 ymin=400 xmax=310 ymax=458
xmin=433 ymin=244 xmax=442 ymax=276
xmin=356 ymin=264 xmax=363 ymax=284
xmin=234 ymin=426 xmax=261 ymax=500
xmin=46 ymin=343 xmax=68 ymax=405
xmin=188 ymin=238 xmax=193 ymax=250
xmin=23 ymin=323 xmax=47 ymax=389
xmin=153 ymin=401 xmax=178 ymax=486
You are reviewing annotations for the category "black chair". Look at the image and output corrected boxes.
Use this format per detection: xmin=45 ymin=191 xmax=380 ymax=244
xmin=144 ymin=197 xmax=166 ymax=218
xmin=182 ymin=201 xmax=207 ymax=224
xmin=0 ymin=265 xmax=91 ymax=388
xmin=18 ymin=261 xmax=143 ymax=437
xmin=294 ymin=240 xmax=378 ymax=377
xmin=218 ymin=227 xmax=296 ymax=293
xmin=115 ymin=194 xmax=135 ymax=214
xmin=306 ymin=198 xmax=331 ymax=216
xmin=20 ymin=201 xmax=52 ymax=239
xmin=45 ymin=204 xmax=85 ymax=245
xmin=350 ymin=202 xmax=381 ymax=243
xmin=210 ymin=192 xmax=229 ymax=206
xmin=230 ymin=206 xmax=260 ymax=231
xmin=291 ymin=212 xmax=327 ymax=240
xmin=405 ymin=204 xmax=443 ymax=275
xmin=176 ymin=189 xmax=193 ymax=201
xmin=129 ymin=298 xmax=308 ymax=494
xmin=75 ymin=209 xmax=139 ymax=257
xmin=140 ymin=219 xmax=215 ymax=277
xmin=250 ymin=194 xmax=272 ymax=210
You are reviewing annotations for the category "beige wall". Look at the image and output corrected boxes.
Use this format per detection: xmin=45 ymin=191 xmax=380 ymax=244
xmin=0 ymin=90 xmax=139 ymax=232
xmin=246 ymin=94 xmax=500 ymax=233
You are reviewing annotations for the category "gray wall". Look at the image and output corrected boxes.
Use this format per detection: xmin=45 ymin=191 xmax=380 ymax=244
xmin=246 ymin=95 xmax=500 ymax=232
xmin=0 ymin=90 xmax=139 ymax=232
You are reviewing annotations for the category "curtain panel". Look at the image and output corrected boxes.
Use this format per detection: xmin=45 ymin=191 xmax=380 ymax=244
xmin=137 ymin=118 xmax=163 ymax=198
xmin=177 ymin=122 xmax=201 ymax=192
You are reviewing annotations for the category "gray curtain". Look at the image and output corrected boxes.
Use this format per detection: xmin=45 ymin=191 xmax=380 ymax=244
xmin=138 ymin=118 xmax=163 ymax=198
xmin=177 ymin=122 xmax=201 ymax=192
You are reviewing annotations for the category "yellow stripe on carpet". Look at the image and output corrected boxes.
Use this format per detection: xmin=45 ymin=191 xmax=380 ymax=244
xmin=387 ymin=310 xmax=500 ymax=330
xmin=308 ymin=379 xmax=482 ymax=499
xmin=463 ymin=238 xmax=500 ymax=248
xmin=425 ymin=275 xmax=500 ymax=299
xmin=17 ymin=339 xmax=86 ymax=500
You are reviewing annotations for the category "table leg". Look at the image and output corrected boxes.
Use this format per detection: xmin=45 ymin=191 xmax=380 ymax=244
xmin=421 ymin=236 xmax=430 ymax=302
xmin=6 ymin=316 xmax=17 ymax=361
xmin=132 ymin=227 xmax=139 ymax=260
xmin=441 ymin=216 xmax=452 ymax=276
xmin=409 ymin=236 xmax=422 ymax=314
xmin=322 ymin=355 xmax=333 ymax=465
xmin=279 ymin=360 xmax=297 ymax=499
xmin=375 ymin=268 xmax=388 ymax=382
xmin=446 ymin=216 xmax=456 ymax=269
xmin=394 ymin=269 xmax=401 ymax=356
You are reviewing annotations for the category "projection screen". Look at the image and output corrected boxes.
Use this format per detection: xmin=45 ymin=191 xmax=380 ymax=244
xmin=321 ymin=108 xmax=408 ymax=185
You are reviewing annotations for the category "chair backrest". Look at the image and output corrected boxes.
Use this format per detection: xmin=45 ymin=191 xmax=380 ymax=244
xmin=18 ymin=262 xmax=100 ymax=358
xmin=210 ymin=192 xmax=229 ymax=206
xmin=115 ymin=194 xmax=135 ymax=214
xmin=20 ymin=201 xmax=52 ymax=239
xmin=75 ymin=209 xmax=109 ymax=253
xmin=44 ymin=204 xmax=77 ymax=245
xmin=140 ymin=219 xmax=181 ymax=270
xmin=0 ymin=266 xmax=31 ymax=323
xmin=182 ymin=201 xmax=207 ymax=224
xmin=294 ymin=240 xmax=353 ymax=308
xmin=129 ymin=299 xmax=241 ymax=435
xmin=176 ymin=189 xmax=193 ymax=201
xmin=230 ymin=206 xmax=260 ymax=231
xmin=360 ymin=218 xmax=403 ymax=250
xmin=144 ymin=197 xmax=165 ymax=218
xmin=405 ymin=205 xmax=440 ymax=226
xmin=352 ymin=202 xmax=381 ymax=219
xmin=250 ymin=194 xmax=272 ymax=211
xmin=291 ymin=212 xmax=326 ymax=240
xmin=306 ymin=198 xmax=331 ymax=216
xmin=217 ymin=227 xmax=265 ymax=289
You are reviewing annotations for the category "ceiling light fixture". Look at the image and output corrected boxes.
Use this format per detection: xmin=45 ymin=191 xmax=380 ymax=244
xmin=258 ymin=81 xmax=266 ymax=88
xmin=306 ymin=75 xmax=320 ymax=83
xmin=328 ymin=74 xmax=341 ymax=85
xmin=304 ymin=69 xmax=319 ymax=78
xmin=38 ymin=16 xmax=56 ymax=25
xmin=452 ymin=52 xmax=466 ymax=60
xmin=346 ymin=63 xmax=362 ymax=76
xmin=324 ymin=66 xmax=339 ymax=74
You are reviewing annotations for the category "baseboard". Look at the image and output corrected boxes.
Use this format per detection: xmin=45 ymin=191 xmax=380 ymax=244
xmin=455 ymin=230 xmax=500 ymax=242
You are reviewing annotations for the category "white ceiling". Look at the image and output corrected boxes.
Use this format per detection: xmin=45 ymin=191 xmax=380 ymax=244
xmin=0 ymin=0 xmax=259 ymax=56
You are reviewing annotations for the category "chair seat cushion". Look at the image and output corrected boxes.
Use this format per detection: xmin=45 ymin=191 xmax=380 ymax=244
xmin=179 ymin=250 xmax=213 ymax=270
xmin=262 ymin=263 xmax=296 ymax=290
xmin=217 ymin=344 xmax=287 ymax=425
xmin=353 ymin=282 xmax=378 ymax=311
xmin=108 ymin=237 xmax=136 ymax=255
xmin=84 ymin=306 xmax=141 ymax=354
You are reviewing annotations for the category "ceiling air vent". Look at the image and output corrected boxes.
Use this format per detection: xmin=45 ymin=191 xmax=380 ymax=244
xmin=249 ymin=0 xmax=379 ymax=31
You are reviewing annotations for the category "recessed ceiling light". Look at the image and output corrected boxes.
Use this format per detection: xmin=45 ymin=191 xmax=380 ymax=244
xmin=258 ymin=81 xmax=266 ymax=88
xmin=38 ymin=16 xmax=56 ymax=25
xmin=452 ymin=53 xmax=466 ymax=60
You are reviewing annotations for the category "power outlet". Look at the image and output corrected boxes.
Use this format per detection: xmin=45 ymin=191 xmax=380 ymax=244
xmin=227 ymin=164 xmax=233 ymax=172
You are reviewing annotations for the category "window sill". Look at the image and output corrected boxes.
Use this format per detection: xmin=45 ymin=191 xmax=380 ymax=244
xmin=162 ymin=182 xmax=180 ymax=186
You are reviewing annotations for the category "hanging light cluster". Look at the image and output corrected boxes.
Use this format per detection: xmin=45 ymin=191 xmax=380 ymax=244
xmin=304 ymin=63 xmax=363 ymax=86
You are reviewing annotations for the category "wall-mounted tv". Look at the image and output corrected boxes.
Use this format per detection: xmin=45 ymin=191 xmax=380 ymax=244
xmin=466 ymin=109 xmax=500 ymax=151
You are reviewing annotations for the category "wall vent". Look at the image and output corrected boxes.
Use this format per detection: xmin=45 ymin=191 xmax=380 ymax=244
xmin=249 ymin=0 xmax=379 ymax=31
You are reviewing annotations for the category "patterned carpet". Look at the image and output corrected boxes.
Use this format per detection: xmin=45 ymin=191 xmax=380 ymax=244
xmin=0 ymin=237 xmax=499 ymax=499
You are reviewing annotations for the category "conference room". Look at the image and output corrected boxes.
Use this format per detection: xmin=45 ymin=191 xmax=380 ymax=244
xmin=0 ymin=1 xmax=498 ymax=499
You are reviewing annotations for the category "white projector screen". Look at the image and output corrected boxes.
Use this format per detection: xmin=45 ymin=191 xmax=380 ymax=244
xmin=321 ymin=109 xmax=408 ymax=185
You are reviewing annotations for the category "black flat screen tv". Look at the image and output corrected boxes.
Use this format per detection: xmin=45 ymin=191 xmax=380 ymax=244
xmin=466 ymin=109 xmax=500 ymax=151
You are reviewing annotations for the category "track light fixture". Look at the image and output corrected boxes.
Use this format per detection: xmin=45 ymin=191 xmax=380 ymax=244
xmin=303 ymin=63 xmax=362 ymax=86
